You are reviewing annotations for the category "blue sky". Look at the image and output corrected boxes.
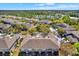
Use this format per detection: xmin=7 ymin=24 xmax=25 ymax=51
xmin=0 ymin=3 xmax=79 ymax=10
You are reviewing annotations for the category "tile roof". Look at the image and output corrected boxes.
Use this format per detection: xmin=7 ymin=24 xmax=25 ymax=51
xmin=21 ymin=39 xmax=59 ymax=49
xmin=0 ymin=34 xmax=20 ymax=51
xmin=21 ymin=33 xmax=59 ymax=50
xmin=0 ymin=39 xmax=8 ymax=50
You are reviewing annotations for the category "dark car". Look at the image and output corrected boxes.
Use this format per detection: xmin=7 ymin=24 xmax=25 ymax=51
xmin=0 ymin=52 xmax=3 ymax=56
xmin=4 ymin=51 xmax=10 ymax=56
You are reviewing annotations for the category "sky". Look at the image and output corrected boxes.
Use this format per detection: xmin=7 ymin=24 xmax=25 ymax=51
xmin=0 ymin=3 xmax=79 ymax=10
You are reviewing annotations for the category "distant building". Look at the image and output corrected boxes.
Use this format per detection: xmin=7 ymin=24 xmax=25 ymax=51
xmin=25 ymin=23 xmax=34 ymax=28
xmin=57 ymin=23 xmax=79 ymax=42
xmin=70 ymin=17 xmax=79 ymax=21
xmin=66 ymin=35 xmax=78 ymax=42
xmin=0 ymin=23 xmax=11 ymax=30
xmin=39 ymin=20 xmax=52 ymax=24
xmin=66 ymin=31 xmax=79 ymax=41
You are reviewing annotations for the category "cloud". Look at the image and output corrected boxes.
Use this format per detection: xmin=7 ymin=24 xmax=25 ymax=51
xmin=33 ymin=3 xmax=79 ymax=10
xmin=35 ymin=3 xmax=55 ymax=7
xmin=55 ymin=4 xmax=79 ymax=10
